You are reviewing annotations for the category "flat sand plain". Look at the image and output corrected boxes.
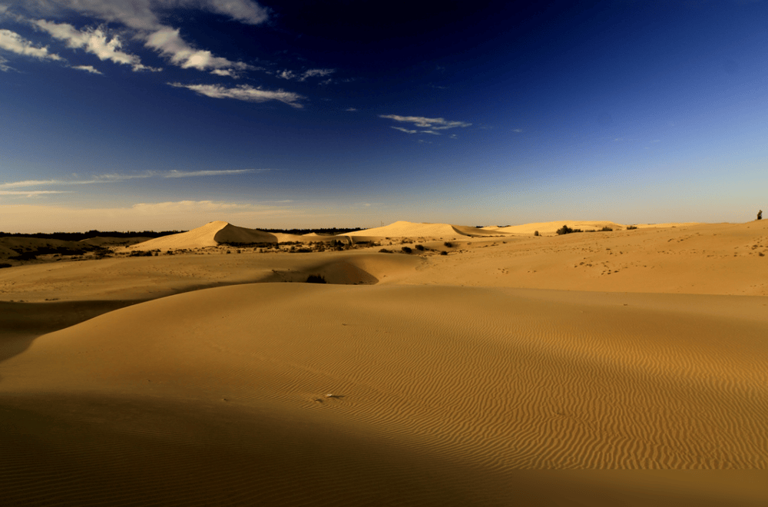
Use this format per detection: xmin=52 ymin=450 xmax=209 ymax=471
xmin=1 ymin=220 xmax=767 ymax=506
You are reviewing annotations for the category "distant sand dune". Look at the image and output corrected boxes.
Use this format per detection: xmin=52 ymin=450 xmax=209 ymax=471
xmin=347 ymin=220 xmax=508 ymax=238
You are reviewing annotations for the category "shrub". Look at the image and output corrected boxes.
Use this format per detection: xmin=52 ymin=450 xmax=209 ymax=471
xmin=440 ymin=251 xmax=448 ymax=256
xmin=401 ymin=246 xmax=413 ymax=254
xmin=600 ymin=226 xmax=613 ymax=232
xmin=556 ymin=225 xmax=585 ymax=235
xmin=534 ymin=231 xmax=539 ymax=236
xmin=0 ymin=263 xmax=12 ymax=269
xmin=305 ymin=274 xmax=326 ymax=283
xmin=414 ymin=244 xmax=425 ymax=251
xmin=379 ymin=248 xmax=392 ymax=253
xmin=444 ymin=241 xmax=453 ymax=248
xmin=627 ymin=225 xmax=637 ymax=230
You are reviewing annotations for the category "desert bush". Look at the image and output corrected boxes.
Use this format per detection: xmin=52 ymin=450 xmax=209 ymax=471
xmin=379 ymin=248 xmax=392 ymax=253
xmin=414 ymin=244 xmax=425 ymax=251
xmin=305 ymin=274 xmax=326 ymax=283
xmin=444 ymin=241 xmax=453 ymax=248
xmin=534 ymin=231 xmax=539 ymax=236
xmin=0 ymin=263 xmax=12 ymax=269
xmin=600 ymin=226 xmax=613 ymax=232
xmin=401 ymin=246 xmax=413 ymax=254
xmin=440 ymin=251 xmax=448 ymax=256
xmin=627 ymin=225 xmax=637 ymax=230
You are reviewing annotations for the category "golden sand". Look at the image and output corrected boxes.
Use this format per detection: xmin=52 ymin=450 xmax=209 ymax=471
xmin=1 ymin=220 xmax=767 ymax=505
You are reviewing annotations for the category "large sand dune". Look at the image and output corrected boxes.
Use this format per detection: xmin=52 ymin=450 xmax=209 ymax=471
xmin=347 ymin=220 xmax=507 ymax=238
xmin=2 ymin=219 xmax=768 ymax=505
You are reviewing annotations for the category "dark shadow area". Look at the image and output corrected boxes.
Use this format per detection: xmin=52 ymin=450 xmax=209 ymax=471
xmin=0 ymin=300 xmax=140 ymax=365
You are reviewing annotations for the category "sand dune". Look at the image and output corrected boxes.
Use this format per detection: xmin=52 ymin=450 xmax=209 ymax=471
xmin=2 ymin=219 xmax=768 ymax=505
xmin=130 ymin=221 xmax=278 ymax=250
xmin=347 ymin=220 xmax=508 ymax=238
xmin=1 ymin=284 xmax=767 ymax=505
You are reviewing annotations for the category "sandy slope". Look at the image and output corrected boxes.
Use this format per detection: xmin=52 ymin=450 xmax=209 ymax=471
xmin=1 ymin=219 xmax=768 ymax=505
xmin=347 ymin=220 xmax=508 ymax=238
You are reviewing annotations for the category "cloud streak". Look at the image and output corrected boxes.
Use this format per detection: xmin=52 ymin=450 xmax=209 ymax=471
xmin=277 ymin=68 xmax=335 ymax=82
xmin=0 ymin=28 xmax=63 ymax=61
xmin=34 ymin=20 xmax=159 ymax=71
xmin=380 ymin=114 xmax=471 ymax=130
xmin=145 ymin=27 xmax=250 ymax=74
xmin=169 ymin=82 xmax=304 ymax=108
xmin=0 ymin=170 xmax=261 ymax=190
xmin=72 ymin=64 xmax=102 ymax=74
xmin=12 ymin=1 xmax=267 ymax=75
xmin=0 ymin=190 xmax=70 ymax=196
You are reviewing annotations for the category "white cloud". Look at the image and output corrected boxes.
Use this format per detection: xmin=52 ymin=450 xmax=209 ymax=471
xmin=164 ymin=169 xmax=257 ymax=178
xmin=195 ymin=0 xmax=269 ymax=25
xmin=34 ymin=20 xmax=159 ymax=71
xmin=0 ymin=190 xmax=70 ymax=196
xmin=0 ymin=55 xmax=12 ymax=71
xmin=17 ymin=1 xmax=268 ymax=31
xmin=380 ymin=114 xmax=471 ymax=130
xmin=72 ymin=64 xmax=101 ymax=74
xmin=16 ymin=2 xmax=266 ymax=75
xmin=277 ymin=68 xmax=335 ymax=82
xmin=513 ymin=128 xmax=523 ymax=133
xmin=391 ymin=126 xmax=417 ymax=134
xmin=421 ymin=130 xmax=441 ymax=135
xmin=0 ymin=28 xmax=63 ymax=61
xmin=146 ymin=27 xmax=249 ymax=73
xmin=169 ymin=82 xmax=304 ymax=108
xmin=0 ymin=170 xmax=259 ymax=189
xmin=345 ymin=107 xmax=357 ymax=112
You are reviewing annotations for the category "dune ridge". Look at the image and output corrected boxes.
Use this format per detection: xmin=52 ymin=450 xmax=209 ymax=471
xmin=347 ymin=220 xmax=507 ymax=238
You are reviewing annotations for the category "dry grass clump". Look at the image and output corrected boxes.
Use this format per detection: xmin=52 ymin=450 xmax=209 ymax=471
xmin=305 ymin=274 xmax=326 ymax=283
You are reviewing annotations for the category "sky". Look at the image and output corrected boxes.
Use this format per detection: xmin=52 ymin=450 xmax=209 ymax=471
xmin=1 ymin=0 xmax=767 ymax=232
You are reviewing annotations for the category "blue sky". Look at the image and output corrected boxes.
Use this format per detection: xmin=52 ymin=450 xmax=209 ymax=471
xmin=1 ymin=0 xmax=766 ymax=232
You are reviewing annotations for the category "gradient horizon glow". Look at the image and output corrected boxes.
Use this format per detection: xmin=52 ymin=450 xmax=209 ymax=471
xmin=1 ymin=0 xmax=767 ymax=232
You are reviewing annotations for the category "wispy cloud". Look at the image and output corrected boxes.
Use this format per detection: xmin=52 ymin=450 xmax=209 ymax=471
xmin=0 ymin=170 xmax=261 ymax=190
xmin=513 ymin=128 xmax=523 ymax=133
xmin=146 ymin=27 xmax=250 ymax=74
xmin=34 ymin=20 xmax=159 ymax=72
xmin=72 ymin=64 xmax=102 ymax=74
xmin=380 ymin=114 xmax=471 ymax=131
xmin=0 ymin=28 xmax=63 ymax=62
xmin=345 ymin=107 xmax=357 ymax=112
xmin=13 ymin=1 xmax=267 ymax=76
xmin=164 ymin=169 xmax=257 ymax=178
xmin=0 ymin=55 xmax=12 ymax=71
xmin=169 ymin=82 xmax=304 ymax=108
xmin=277 ymin=68 xmax=335 ymax=82
xmin=17 ymin=1 xmax=269 ymax=31
xmin=0 ymin=190 xmax=71 ymax=197
xmin=391 ymin=126 xmax=417 ymax=134
xmin=0 ymin=199 xmax=297 ymax=232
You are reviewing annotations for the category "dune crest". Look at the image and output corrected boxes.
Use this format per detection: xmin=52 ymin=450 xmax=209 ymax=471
xmin=130 ymin=221 xmax=278 ymax=251
xmin=347 ymin=220 xmax=506 ymax=238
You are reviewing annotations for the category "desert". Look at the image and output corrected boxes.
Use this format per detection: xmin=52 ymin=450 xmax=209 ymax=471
xmin=1 ymin=219 xmax=767 ymax=506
